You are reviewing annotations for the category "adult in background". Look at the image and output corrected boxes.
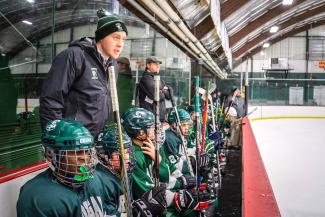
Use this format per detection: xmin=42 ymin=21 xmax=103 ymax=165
xmin=212 ymin=89 xmax=222 ymax=109
xmin=40 ymin=9 xmax=128 ymax=136
xmin=138 ymin=56 xmax=171 ymax=122
xmin=225 ymin=88 xmax=245 ymax=118
xmin=225 ymin=88 xmax=245 ymax=149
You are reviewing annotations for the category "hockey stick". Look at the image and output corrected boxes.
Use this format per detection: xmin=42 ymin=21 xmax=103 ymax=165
xmin=219 ymin=94 xmax=236 ymax=130
xmin=194 ymin=77 xmax=207 ymax=217
xmin=153 ymin=75 xmax=160 ymax=187
xmin=131 ymin=63 xmax=139 ymax=106
xmin=198 ymin=86 xmax=217 ymax=131
xmin=201 ymin=82 xmax=210 ymax=152
xmin=244 ymin=107 xmax=258 ymax=118
xmin=168 ymin=86 xmax=195 ymax=177
xmin=207 ymin=95 xmax=222 ymax=191
xmin=194 ymin=76 xmax=201 ymax=188
xmin=108 ymin=66 xmax=133 ymax=217
xmin=198 ymin=84 xmax=222 ymax=192
xmin=216 ymin=96 xmax=226 ymax=128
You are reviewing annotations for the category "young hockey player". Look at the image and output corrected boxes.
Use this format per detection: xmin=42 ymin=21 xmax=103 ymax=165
xmin=17 ymin=120 xmax=105 ymax=217
xmin=122 ymin=108 xmax=211 ymax=215
xmin=122 ymin=107 xmax=212 ymax=216
xmin=95 ymin=127 xmax=167 ymax=217
xmin=164 ymin=108 xmax=210 ymax=175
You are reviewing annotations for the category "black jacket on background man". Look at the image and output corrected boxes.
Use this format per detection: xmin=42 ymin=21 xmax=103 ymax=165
xmin=138 ymin=70 xmax=170 ymax=121
xmin=40 ymin=37 xmax=118 ymax=136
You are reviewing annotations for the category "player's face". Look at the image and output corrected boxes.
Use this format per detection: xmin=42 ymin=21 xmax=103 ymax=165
xmin=190 ymin=112 xmax=196 ymax=122
xmin=59 ymin=149 xmax=94 ymax=177
xmin=110 ymin=149 xmax=130 ymax=172
xmin=99 ymin=31 xmax=126 ymax=59
xmin=180 ymin=121 xmax=191 ymax=136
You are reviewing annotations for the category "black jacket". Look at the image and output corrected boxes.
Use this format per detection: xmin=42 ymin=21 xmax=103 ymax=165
xmin=40 ymin=37 xmax=118 ymax=136
xmin=138 ymin=70 xmax=170 ymax=121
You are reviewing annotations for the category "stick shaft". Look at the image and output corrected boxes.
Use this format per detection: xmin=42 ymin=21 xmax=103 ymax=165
xmin=154 ymin=75 xmax=160 ymax=187
xmin=108 ymin=66 xmax=133 ymax=217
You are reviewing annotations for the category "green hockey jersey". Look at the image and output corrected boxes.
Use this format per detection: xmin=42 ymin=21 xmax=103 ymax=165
xmin=131 ymin=144 xmax=155 ymax=200
xmin=17 ymin=169 xmax=106 ymax=217
xmin=95 ymin=164 xmax=124 ymax=216
xmin=162 ymin=128 xmax=191 ymax=175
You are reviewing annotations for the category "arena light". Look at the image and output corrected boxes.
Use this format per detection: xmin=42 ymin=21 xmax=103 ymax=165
xmin=26 ymin=0 xmax=35 ymax=3
xmin=270 ymin=26 xmax=279 ymax=33
xmin=263 ymin=43 xmax=270 ymax=48
xmin=283 ymin=0 xmax=293 ymax=5
xmin=22 ymin=20 xmax=33 ymax=25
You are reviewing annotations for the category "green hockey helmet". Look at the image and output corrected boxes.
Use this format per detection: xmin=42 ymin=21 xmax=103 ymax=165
xmin=168 ymin=108 xmax=191 ymax=123
xmin=42 ymin=120 xmax=96 ymax=188
xmin=121 ymin=107 xmax=155 ymax=138
xmin=96 ymin=127 xmax=132 ymax=150
xmin=95 ymin=127 xmax=136 ymax=176
xmin=185 ymin=105 xmax=195 ymax=114
xmin=42 ymin=120 xmax=94 ymax=150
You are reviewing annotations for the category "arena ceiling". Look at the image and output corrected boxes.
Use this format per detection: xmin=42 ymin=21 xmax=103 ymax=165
xmin=0 ymin=0 xmax=142 ymax=57
xmin=1 ymin=0 xmax=325 ymax=78
xmin=120 ymin=0 xmax=325 ymax=76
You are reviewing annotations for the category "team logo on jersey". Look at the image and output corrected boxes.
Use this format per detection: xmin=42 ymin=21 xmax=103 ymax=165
xmin=115 ymin=23 xmax=123 ymax=31
xmin=90 ymin=68 xmax=98 ymax=80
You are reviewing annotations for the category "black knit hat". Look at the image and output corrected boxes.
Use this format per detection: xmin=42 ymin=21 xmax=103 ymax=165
xmin=95 ymin=8 xmax=128 ymax=42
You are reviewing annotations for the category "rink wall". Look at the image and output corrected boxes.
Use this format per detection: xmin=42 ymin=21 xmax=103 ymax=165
xmin=248 ymin=105 xmax=325 ymax=120
xmin=0 ymin=161 xmax=47 ymax=217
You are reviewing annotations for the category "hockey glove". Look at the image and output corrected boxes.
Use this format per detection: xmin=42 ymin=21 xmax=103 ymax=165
xmin=177 ymin=175 xmax=197 ymax=189
xmin=199 ymin=153 xmax=210 ymax=168
xmin=132 ymin=185 xmax=167 ymax=217
xmin=208 ymin=131 xmax=222 ymax=146
xmin=173 ymin=188 xmax=212 ymax=212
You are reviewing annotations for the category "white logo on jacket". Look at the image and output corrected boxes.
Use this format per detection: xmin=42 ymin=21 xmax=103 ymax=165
xmin=91 ymin=68 xmax=98 ymax=80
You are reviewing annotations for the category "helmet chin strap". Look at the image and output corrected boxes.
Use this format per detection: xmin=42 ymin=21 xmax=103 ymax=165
xmin=170 ymin=123 xmax=181 ymax=136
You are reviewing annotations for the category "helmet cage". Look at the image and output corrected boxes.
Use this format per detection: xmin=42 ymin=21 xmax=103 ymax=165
xmin=135 ymin=123 xmax=165 ymax=148
xmin=45 ymin=147 xmax=96 ymax=188
xmin=170 ymin=119 xmax=193 ymax=137
xmin=96 ymin=146 xmax=136 ymax=177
